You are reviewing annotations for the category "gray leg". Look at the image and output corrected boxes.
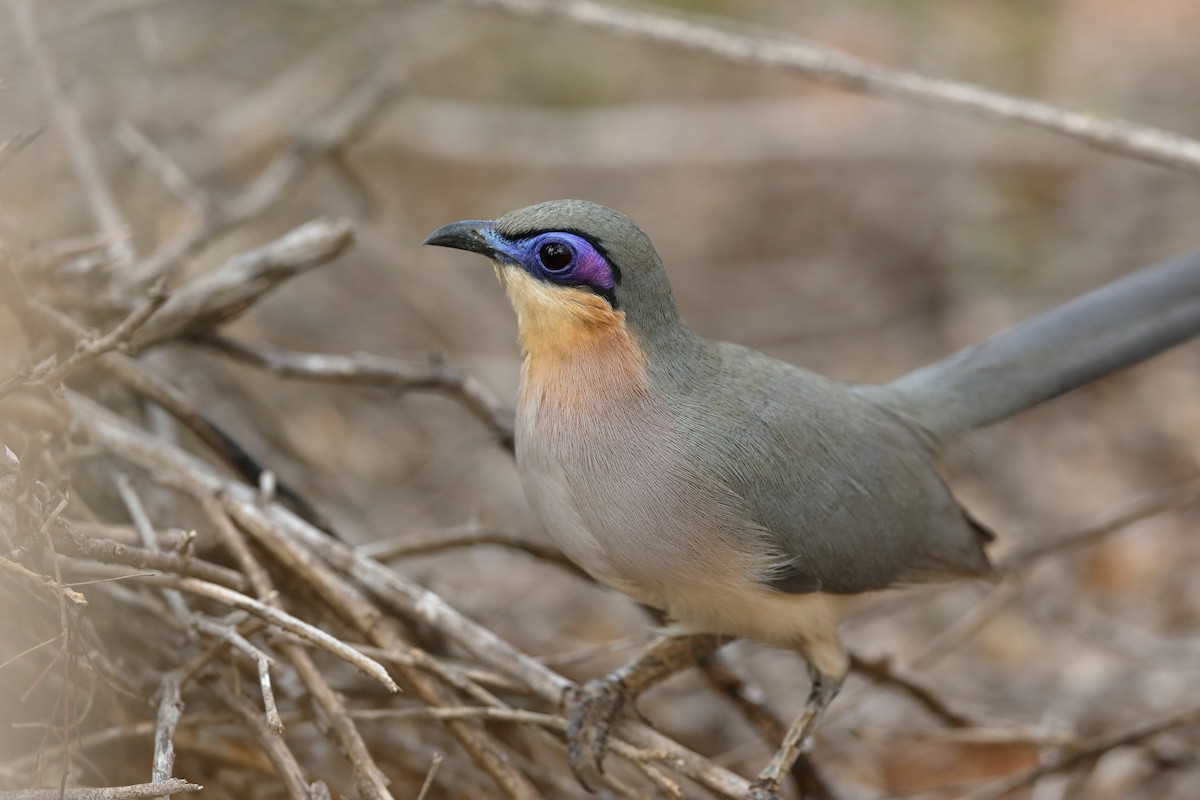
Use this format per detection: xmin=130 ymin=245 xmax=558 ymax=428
xmin=748 ymin=663 xmax=845 ymax=800
xmin=565 ymin=632 xmax=727 ymax=788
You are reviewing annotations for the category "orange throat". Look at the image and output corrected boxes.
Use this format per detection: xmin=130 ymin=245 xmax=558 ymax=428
xmin=500 ymin=267 xmax=648 ymax=410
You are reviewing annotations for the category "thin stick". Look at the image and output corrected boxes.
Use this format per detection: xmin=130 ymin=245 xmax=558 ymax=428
xmin=414 ymin=754 xmax=443 ymax=800
xmin=115 ymin=69 xmax=399 ymax=294
xmin=150 ymin=673 xmax=183 ymax=797
xmin=452 ymin=0 xmax=1200 ymax=175
xmin=998 ymin=479 xmax=1200 ymax=572
xmin=130 ymin=218 xmax=354 ymax=350
xmin=967 ymin=703 xmax=1200 ymax=800
xmin=0 ymin=283 xmax=168 ymax=400
xmin=115 ymin=475 xmax=191 ymax=627
xmin=191 ymin=615 xmax=283 ymax=734
xmin=214 ymin=683 xmax=313 ymax=800
xmin=142 ymin=574 xmax=397 ymax=692
xmin=200 ymin=497 xmax=397 ymax=800
xmin=360 ymin=526 xmax=581 ymax=577
xmin=52 ymin=528 xmax=246 ymax=591
xmin=0 ymin=780 xmax=202 ymax=800
xmin=199 ymin=335 xmax=515 ymax=449
xmin=8 ymin=0 xmax=135 ymax=268
xmin=70 ymin=390 xmax=753 ymax=798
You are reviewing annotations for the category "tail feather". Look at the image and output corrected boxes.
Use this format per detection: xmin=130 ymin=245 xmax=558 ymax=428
xmin=871 ymin=250 xmax=1200 ymax=444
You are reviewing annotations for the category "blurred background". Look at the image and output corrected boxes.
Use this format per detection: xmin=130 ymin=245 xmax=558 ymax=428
xmin=2 ymin=0 xmax=1200 ymax=797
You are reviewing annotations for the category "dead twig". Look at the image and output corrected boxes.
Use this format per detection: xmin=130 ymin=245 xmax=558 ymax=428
xmin=0 ymin=282 xmax=167 ymax=400
xmin=214 ymin=681 xmax=316 ymax=800
xmin=9 ymin=0 xmax=135 ymax=269
xmin=451 ymin=0 xmax=1200 ymax=175
xmin=966 ymin=702 xmax=1200 ymax=800
xmin=52 ymin=527 xmax=246 ymax=592
xmin=150 ymin=673 xmax=183 ymax=798
xmin=360 ymin=525 xmax=582 ymax=578
xmin=68 ymin=389 xmax=753 ymax=798
xmin=998 ymin=478 xmax=1200 ymax=573
xmin=0 ymin=780 xmax=202 ymax=800
xmin=115 ymin=69 xmax=399 ymax=295
xmin=138 ymin=573 xmax=398 ymax=693
xmin=190 ymin=615 xmax=283 ymax=734
xmin=130 ymin=218 xmax=355 ymax=350
xmin=198 ymin=335 xmax=515 ymax=449
xmin=0 ymin=556 xmax=88 ymax=606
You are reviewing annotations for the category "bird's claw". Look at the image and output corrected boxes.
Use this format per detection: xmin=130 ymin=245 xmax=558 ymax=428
xmin=565 ymin=676 xmax=628 ymax=790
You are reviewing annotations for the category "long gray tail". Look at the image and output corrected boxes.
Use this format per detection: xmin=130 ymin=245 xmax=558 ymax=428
xmin=872 ymin=249 xmax=1200 ymax=445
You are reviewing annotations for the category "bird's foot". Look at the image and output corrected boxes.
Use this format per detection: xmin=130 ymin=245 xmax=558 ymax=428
xmin=564 ymin=676 xmax=629 ymax=790
xmin=747 ymin=777 xmax=782 ymax=800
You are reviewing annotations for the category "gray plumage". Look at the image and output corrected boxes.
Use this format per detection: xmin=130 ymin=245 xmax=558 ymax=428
xmin=430 ymin=198 xmax=1200 ymax=646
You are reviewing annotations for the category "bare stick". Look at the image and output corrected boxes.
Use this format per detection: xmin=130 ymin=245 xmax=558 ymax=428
xmin=219 ymin=497 xmax=544 ymax=799
xmin=0 ymin=282 xmax=168 ymax=400
xmin=360 ymin=526 xmax=582 ymax=577
xmin=150 ymin=673 xmax=183 ymax=797
xmin=69 ymin=390 xmax=752 ymax=798
xmin=199 ymin=335 xmax=515 ymax=449
xmin=8 ymin=0 xmax=135 ymax=268
xmin=214 ymin=682 xmax=313 ymax=800
xmin=131 ymin=218 xmax=355 ymax=349
xmin=116 ymin=69 xmax=398 ymax=294
xmin=114 ymin=121 xmax=209 ymax=212
xmin=191 ymin=615 xmax=283 ymax=734
xmin=849 ymin=652 xmax=975 ymax=728
xmin=115 ymin=474 xmax=192 ymax=626
xmin=52 ymin=527 xmax=246 ymax=591
xmin=0 ymin=556 xmax=88 ymax=606
xmin=21 ymin=287 xmax=335 ymax=535
xmin=415 ymin=754 xmax=443 ymax=800
xmin=200 ymin=501 xmax=395 ymax=800
xmin=998 ymin=478 xmax=1200 ymax=572
xmin=452 ymin=0 xmax=1200 ymax=175
xmin=0 ymin=780 xmax=202 ymax=800
xmin=967 ymin=702 xmax=1200 ymax=800
xmin=150 ymin=574 xmax=397 ymax=691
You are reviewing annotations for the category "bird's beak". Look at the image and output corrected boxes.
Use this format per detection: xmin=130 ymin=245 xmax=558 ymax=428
xmin=423 ymin=219 xmax=502 ymax=259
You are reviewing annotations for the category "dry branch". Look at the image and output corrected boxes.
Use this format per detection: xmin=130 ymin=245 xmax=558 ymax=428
xmin=115 ymin=69 xmax=399 ymax=295
xmin=0 ymin=780 xmax=202 ymax=800
xmin=213 ymin=682 xmax=315 ymax=800
xmin=967 ymin=702 xmax=1200 ymax=800
xmin=66 ymin=390 xmax=755 ymax=798
xmin=141 ymin=574 xmax=398 ymax=693
xmin=9 ymin=0 xmax=135 ymax=269
xmin=198 ymin=335 xmax=515 ymax=448
xmin=450 ymin=0 xmax=1200 ymax=175
xmin=52 ymin=529 xmax=246 ymax=591
xmin=131 ymin=218 xmax=355 ymax=349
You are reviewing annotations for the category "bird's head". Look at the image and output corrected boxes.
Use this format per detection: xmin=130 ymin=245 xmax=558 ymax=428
xmin=424 ymin=200 xmax=684 ymax=363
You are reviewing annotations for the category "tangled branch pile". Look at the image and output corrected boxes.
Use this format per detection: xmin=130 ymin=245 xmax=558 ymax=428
xmin=3 ymin=2 xmax=1200 ymax=800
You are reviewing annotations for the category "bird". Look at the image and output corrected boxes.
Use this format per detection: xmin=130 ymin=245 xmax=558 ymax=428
xmin=425 ymin=199 xmax=1200 ymax=799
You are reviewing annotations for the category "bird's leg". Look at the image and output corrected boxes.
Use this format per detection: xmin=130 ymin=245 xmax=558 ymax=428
xmin=748 ymin=661 xmax=846 ymax=800
xmin=565 ymin=632 xmax=728 ymax=788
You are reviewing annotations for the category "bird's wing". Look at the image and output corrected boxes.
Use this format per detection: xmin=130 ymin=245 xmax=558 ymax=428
xmin=685 ymin=343 xmax=992 ymax=595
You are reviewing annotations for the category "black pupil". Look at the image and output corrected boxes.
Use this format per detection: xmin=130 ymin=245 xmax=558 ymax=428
xmin=539 ymin=242 xmax=572 ymax=271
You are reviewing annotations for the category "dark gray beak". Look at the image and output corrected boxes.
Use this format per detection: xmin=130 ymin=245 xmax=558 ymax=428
xmin=423 ymin=219 xmax=499 ymax=258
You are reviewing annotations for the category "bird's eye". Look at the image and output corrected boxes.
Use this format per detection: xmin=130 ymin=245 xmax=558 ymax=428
xmin=538 ymin=241 xmax=573 ymax=272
